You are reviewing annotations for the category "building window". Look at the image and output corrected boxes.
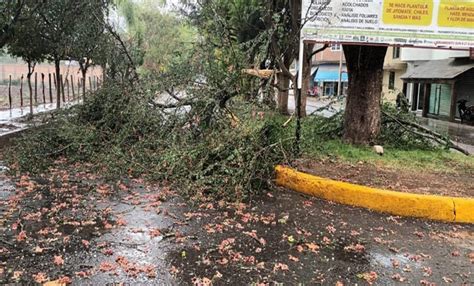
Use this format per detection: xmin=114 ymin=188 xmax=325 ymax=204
xmin=389 ymin=72 xmax=395 ymax=90
xmin=393 ymin=47 xmax=401 ymax=59
xmin=331 ymin=43 xmax=341 ymax=51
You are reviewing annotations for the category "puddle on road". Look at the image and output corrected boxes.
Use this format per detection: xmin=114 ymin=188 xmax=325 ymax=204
xmin=66 ymin=188 xmax=183 ymax=285
xmin=0 ymin=162 xmax=13 ymax=201
xmin=370 ymin=252 xmax=412 ymax=269
xmin=0 ymin=161 xmax=13 ymax=236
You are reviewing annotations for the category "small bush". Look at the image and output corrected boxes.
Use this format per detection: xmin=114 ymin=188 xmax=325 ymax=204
xmin=301 ymin=104 xmax=441 ymax=151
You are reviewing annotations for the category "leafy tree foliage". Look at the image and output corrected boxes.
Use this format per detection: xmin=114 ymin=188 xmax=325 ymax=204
xmin=7 ymin=3 xmax=48 ymax=113
xmin=0 ymin=1 xmax=36 ymax=48
xmin=184 ymin=0 xmax=304 ymax=113
xmin=114 ymin=0 xmax=196 ymax=78
xmin=3 ymin=1 xmax=112 ymax=107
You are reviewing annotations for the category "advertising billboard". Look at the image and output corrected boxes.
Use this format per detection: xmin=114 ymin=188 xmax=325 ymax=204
xmin=302 ymin=0 xmax=474 ymax=49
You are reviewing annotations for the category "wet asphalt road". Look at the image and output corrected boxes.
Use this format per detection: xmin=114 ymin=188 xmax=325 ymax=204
xmin=0 ymin=167 xmax=473 ymax=285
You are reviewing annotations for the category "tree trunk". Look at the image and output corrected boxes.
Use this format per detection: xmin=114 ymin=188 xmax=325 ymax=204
xmin=342 ymin=45 xmax=387 ymax=145
xmin=27 ymin=61 xmax=35 ymax=116
xmin=261 ymin=79 xmax=275 ymax=108
xmin=54 ymin=58 xmax=61 ymax=109
xmin=277 ymin=56 xmax=292 ymax=115
xmin=277 ymin=72 xmax=290 ymax=115
xmin=79 ymin=60 xmax=89 ymax=100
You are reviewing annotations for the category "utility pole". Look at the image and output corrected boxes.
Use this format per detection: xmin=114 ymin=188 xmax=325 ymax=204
xmin=337 ymin=47 xmax=343 ymax=96
xmin=295 ymin=25 xmax=305 ymax=156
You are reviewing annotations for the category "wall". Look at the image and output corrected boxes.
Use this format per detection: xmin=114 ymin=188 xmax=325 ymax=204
xmin=382 ymin=70 xmax=405 ymax=103
xmin=313 ymin=44 xmax=345 ymax=63
xmin=382 ymin=47 xmax=407 ymax=102
xmin=401 ymin=48 xmax=469 ymax=62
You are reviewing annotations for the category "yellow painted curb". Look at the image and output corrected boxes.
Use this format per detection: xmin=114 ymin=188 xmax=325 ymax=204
xmin=275 ymin=166 xmax=474 ymax=224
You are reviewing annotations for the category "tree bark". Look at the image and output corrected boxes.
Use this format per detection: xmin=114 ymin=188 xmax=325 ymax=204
xmin=342 ymin=45 xmax=387 ymax=145
xmin=277 ymin=72 xmax=290 ymax=115
xmin=276 ymin=56 xmax=292 ymax=115
xmin=54 ymin=58 xmax=61 ymax=109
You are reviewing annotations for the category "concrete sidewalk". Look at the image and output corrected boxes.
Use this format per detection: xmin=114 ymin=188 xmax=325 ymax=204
xmin=288 ymin=95 xmax=342 ymax=117
xmin=415 ymin=117 xmax=474 ymax=155
xmin=416 ymin=116 xmax=474 ymax=145
xmin=0 ymin=101 xmax=79 ymax=138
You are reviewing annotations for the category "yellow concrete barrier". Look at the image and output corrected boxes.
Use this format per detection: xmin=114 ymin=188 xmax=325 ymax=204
xmin=275 ymin=166 xmax=474 ymax=224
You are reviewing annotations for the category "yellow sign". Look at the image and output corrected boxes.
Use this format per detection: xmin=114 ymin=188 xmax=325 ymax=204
xmin=302 ymin=0 xmax=474 ymax=49
xmin=438 ymin=0 xmax=474 ymax=28
xmin=383 ymin=0 xmax=434 ymax=26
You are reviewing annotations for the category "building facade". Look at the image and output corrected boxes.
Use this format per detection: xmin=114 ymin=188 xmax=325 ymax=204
xmin=400 ymin=48 xmax=471 ymax=122
xmin=311 ymin=44 xmax=348 ymax=97
xmin=381 ymin=47 xmax=473 ymax=123
xmin=382 ymin=47 xmax=407 ymax=102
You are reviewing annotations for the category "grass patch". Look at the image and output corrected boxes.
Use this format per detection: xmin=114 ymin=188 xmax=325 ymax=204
xmin=302 ymin=139 xmax=474 ymax=174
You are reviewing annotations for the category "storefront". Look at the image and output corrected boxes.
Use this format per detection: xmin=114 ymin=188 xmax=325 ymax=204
xmin=401 ymin=58 xmax=474 ymax=122
xmin=313 ymin=64 xmax=348 ymax=97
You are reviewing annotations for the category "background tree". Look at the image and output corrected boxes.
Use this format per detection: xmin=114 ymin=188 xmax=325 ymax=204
xmin=69 ymin=1 xmax=111 ymax=98
xmin=7 ymin=5 xmax=47 ymax=115
xmin=36 ymin=1 xmax=111 ymax=108
xmin=119 ymin=1 xmax=196 ymax=78
xmin=140 ymin=11 xmax=195 ymax=76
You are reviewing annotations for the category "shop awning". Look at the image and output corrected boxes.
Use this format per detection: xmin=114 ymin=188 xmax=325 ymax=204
xmin=401 ymin=57 xmax=474 ymax=80
xmin=314 ymin=65 xmax=348 ymax=82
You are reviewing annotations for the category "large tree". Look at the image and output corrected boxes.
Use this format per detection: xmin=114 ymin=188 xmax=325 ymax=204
xmin=342 ymin=45 xmax=387 ymax=144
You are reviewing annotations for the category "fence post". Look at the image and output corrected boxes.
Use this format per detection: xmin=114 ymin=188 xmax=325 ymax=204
xmin=60 ymin=74 xmax=65 ymax=103
xmin=41 ymin=73 xmax=45 ymax=103
xmin=8 ymin=75 xmax=12 ymax=110
xmin=66 ymin=78 xmax=70 ymax=101
xmin=29 ymin=73 xmax=33 ymax=115
xmin=53 ymin=73 xmax=57 ymax=90
xmin=34 ymin=72 xmax=38 ymax=104
xmin=82 ymin=78 xmax=86 ymax=100
xmin=89 ymin=76 xmax=92 ymax=92
xmin=20 ymin=75 xmax=24 ymax=107
xmin=70 ymin=75 xmax=75 ymax=101
xmin=77 ymin=78 xmax=81 ymax=99
xmin=49 ymin=73 xmax=53 ymax=104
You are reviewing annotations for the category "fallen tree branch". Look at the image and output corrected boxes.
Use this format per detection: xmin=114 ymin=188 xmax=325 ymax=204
xmin=382 ymin=111 xmax=470 ymax=155
xmin=149 ymin=100 xmax=195 ymax=109
xmin=165 ymin=88 xmax=183 ymax=102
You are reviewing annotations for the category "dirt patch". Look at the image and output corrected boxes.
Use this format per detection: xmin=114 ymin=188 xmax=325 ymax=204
xmin=295 ymin=159 xmax=474 ymax=198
